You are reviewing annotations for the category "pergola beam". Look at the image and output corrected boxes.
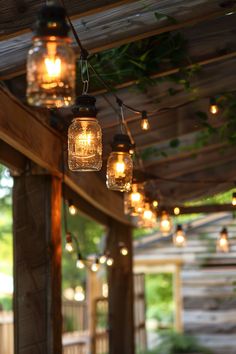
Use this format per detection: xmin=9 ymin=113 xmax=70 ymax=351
xmin=166 ymin=204 xmax=236 ymax=215
xmin=0 ymin=84 xmax=130 ymax=225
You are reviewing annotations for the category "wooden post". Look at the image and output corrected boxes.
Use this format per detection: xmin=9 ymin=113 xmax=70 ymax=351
xmin=107 ymin=220 xmax=135 ymax=354
xmin=13 ymin=174 xmax=62 ymax=354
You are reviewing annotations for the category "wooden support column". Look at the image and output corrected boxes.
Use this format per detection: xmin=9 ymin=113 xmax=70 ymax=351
xmin=13 ymin=174 xmax=62 ymax=354
xmin=107 ymin=220 xmax=135 ymax=354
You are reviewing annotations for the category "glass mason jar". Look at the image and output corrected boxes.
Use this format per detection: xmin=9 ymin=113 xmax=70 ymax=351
xmin=138 ymin=202 xmax=156 ymax=228
xmin=27 ymin=36 xmax=75 ymax=108
xmin=68 ymin=117 xmax=102 ymax=171
xmin=124 ymin=183 xmax=144 ymax=216
xmin=106 ymin=151 xmax=133 ymax=192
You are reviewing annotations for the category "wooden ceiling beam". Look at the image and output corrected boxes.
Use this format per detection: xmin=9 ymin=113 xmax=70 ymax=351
xmin=0 ymin=0 xmax=138 ymax=40
xmin=0 ymin=84 xmax=130 ymax=225
xmin=166 ymin=204 xmax=236 ymax=215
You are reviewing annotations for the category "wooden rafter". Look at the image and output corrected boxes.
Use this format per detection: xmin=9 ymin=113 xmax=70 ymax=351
xmin=0 ymin=84 xmax=130 ymax=225
xmin=166 ymin=204 xmax=236 ymax=215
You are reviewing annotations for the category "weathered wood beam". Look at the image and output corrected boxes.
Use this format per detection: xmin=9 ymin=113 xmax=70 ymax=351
xmin=0 ymin=139 xmax=27 ymax=173
xmin=0 ymin=84 xmax=130 ymax=225
xmin=107 ymin=220 xmax=135 ymax=354
xmin=13 ymin=174 xmax=62 ymax=354
xmin=166 ymin=204 xmax=236 ymax=215
xmin=0 ymin=0 xmax=138 ymax=40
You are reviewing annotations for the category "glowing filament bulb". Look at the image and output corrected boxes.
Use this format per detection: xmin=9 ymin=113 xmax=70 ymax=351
xmin=174 ymin=207 xmax=180 ymax=215
xmin=173 ymin=225 xmax=186 ymax=247
xmin=143 ymin=209 xmax=153 ymax=220
xmin=153 ymin=200 xmax=158 ymax=208
xmin=232 ymin=192 xmax=236 ymax=206
xmin=141 ymin=111 xmax=150 ymax=131
xmin=209 ymin=98 xmax=219 ymax=115
xmin=91 ymin=261 xmax=99 ymax=272
xmin=76 ymin=259 xmax=85 ymax=269
xmin=69 ymin=202 xmax=77 ymax=215
xmin=217 ymin=227 xmax=230 ymax=253
xmin=106 ymin=257 xmax=114 ymax=267
xmin=120 ymin=247 xmax=128 ymax=256
xmin=99 ymin=255 xmax=107 ymax=264
xmin=115 ymin=160 xmax=125 ymax=176
xmin=160 ymin=211 xmax=172 ymax=235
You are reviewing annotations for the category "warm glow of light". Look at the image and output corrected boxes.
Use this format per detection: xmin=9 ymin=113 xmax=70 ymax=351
xmin=115 ymin=161 xmax=125 ymax=175
xmin=210 ymin=104 xmax=219 ymax=115
xmin=69 ymin=204 xmax=77 ymax=215
xmin=173 ymin=227 xmax=186 ymax=247
xmin=43 ymin=42 xmax=61 ymax=81
xmin=174 ymin=207 xmax=180 ymax=215
xmin=217 ymin=229 xmax=230 ymax=253
xmin=143 ymin=209 xmax=153 ymax=220
xmin=76 ymin=259 xmax=84 ymax=269
xmin=65 ymin=242 xmax=73 ymax=253
xmin=160 ymin=211 xmax=172 ymax=235
xmin=232 ymin=193 xmax=236 ymax=206
xmin=74 ymin=286 xmax=85 ymax=302
xmin=141 ymin=118 xmax=150 ymax=130
xmin=99 ymin=255 xmax=107 ymax=264
xmin=91 ymin=262 xmax=99 ymax=272
xmin=153 ymin=200 xmax=158 ymax=208
xmin=106 ymin=257 xmax=114 ymax=266
xmin=120 ymin=247 xmax=128 ymax=256
xmin=131 ymin=192 xmax=141 ymax=202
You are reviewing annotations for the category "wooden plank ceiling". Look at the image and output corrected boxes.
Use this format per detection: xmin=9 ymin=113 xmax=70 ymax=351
xmin=1 ymin=0 xmax=236 ymax=208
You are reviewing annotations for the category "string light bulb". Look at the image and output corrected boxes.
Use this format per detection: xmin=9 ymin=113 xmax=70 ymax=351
xmin=138 ymin=202 xmax=157 ymax=228
xmin=76 ymin=253 xmax=85 ymax=269
xmin=173 ymin=225 xmax=186 ymax=247
xmin=91 ymin=258 xmax=99 ymax=272
xmin=106 ymin=256 xmax=114 ymax=267
xmin=174 ymin=207 xmax=180 ymax=215
xmin=232 ymin=192 xmax=236 ymax=206
xmin=119 ymin=243 xmax=128 ymax=256
xmin=153 ymin=200 xmax=158 ymax=208
xmin=68 ymin=95 xmax=102 ymax=171
xmin=68 ymin=200 xmax=77 ymax=215
xmin=160 ymin=211 xmax=173 ymax=236
xmin=99 ymin=254 xmax=107 ymax=264
xmin=106 ymin=134 xmax=133 ymax=192
xmin=65 ymin=232 xmax=74 ymax=252
xmin=141 ymin=111 xmax=150 ymax=131
xmin=217 ymin=227 xmax=230 ymax=253
xmin=27 ymin=3 xmax=75 ymax=107
xmin=124 ymin=182 xmax=144 ymax=216
xmin=209 ymin=97 xmax=219 ymax=115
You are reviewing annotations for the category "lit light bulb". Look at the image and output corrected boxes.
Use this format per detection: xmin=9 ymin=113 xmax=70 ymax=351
xmin=74 ymin=286 xmax=85 ymax=302
xmin=160 ymin=211 xmax=172 ymax=236
xmin=124 ymin=183 xmax=144 ymax=216
xmin=141 ymin=111 xmax=150 ymax=131
xmin=27 ymin=4 xmax=75 ymax=107
xmin=153 ymin=200 xmax=158 ymax=208
xmin=232 ymin=192 xmax=236 ymax=206
xmin=217 ymin=227 xmax=230 ymax=253
xmin=120 ymin=246 xmax=128 ymax=256
xmin=68 ymin=95 xmax=102 ymax=172
xmin=174 ymin=207 xmax=180 ymax=215
xmin=68 ymin=201 xmax=77 ymax=215
xmin=106 ymin=134 xmax=133 ymax=192
xmin=65 ymin=232 xmax=73 ymax=252
xmin=173 ymin=225 xmax=186 ymax=247
xmin=91 ymin=258 xmax=99 ymax=272
xmin=209 ymin=98 xmax=219 ymax=115
xmin=138 ymin=202 xmax=157 ymax=228
xmin=76 ymin=254 xmax=84 ymax=269
xmin=106 ymin=257 xmax=114 ymax=267
xmin=99 ymin=255 xmax=107 ymax=264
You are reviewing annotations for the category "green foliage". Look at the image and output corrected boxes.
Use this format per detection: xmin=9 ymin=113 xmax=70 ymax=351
xmin=141 ymin=331 xmax=212 ymax=354
xmin=146 ymin=273 xmax=174 ymax=326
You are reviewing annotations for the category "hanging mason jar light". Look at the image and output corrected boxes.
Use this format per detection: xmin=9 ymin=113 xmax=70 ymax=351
xmin=173 ymin=225 xmax=186 ymax=247
xmin=106 ymin=134 xmax=133 ymax=192
xmin=160 ymin=210 xmax=173 ymax=236
xmin=124 ymin=181 xmax=144 ymax=216
xmin=217 ymin=227 xmax=230 ymax=253
xmin=27 ymin=3 xmax=75 ymax=107
xmin=68 ymin=95 xmax=102 ymax=171
xmin=138 ymin=202 xmax=157 ymax=228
